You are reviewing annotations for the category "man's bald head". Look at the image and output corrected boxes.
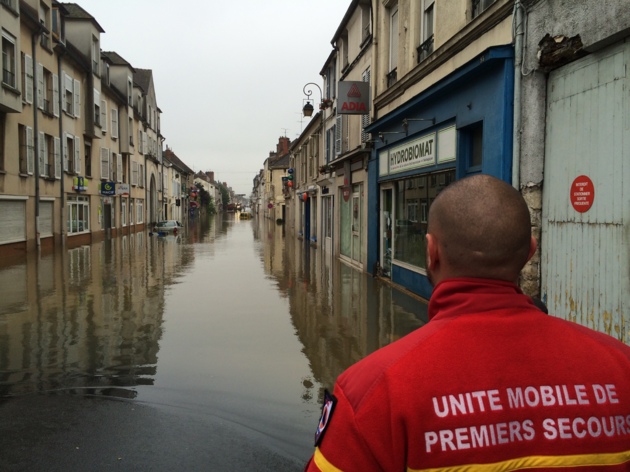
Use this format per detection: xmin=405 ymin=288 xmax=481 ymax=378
xmin=427 ymin=174 xmax=533 ymax=282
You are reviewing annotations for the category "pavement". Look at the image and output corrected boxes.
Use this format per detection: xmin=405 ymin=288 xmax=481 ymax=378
xmin=0 ymin=394 xmax=306 ymax=472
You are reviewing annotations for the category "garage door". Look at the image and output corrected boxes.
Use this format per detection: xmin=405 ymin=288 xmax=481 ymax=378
xmin=0 ymin=200 xmax=26 ymax=244
xmin=40 ymin=201 xmax=53 ymax=238
xmin=541 ymin=39 xmax=630 ymax=344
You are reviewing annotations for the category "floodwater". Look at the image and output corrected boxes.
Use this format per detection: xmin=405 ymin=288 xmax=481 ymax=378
xmin=0 ymin=214 xmax=429 ymax=470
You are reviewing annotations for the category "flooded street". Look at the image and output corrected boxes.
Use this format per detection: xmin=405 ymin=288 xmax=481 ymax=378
xmin=0 ymin=214 xmax=428 ymax=471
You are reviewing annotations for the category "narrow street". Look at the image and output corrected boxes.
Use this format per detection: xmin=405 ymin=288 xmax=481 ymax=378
xmin=0 ymin=214 xmax=429 ymax=471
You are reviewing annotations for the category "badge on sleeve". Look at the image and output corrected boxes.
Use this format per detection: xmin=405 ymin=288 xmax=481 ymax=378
xmin=314 ymin=390 xmax=337 ymax=447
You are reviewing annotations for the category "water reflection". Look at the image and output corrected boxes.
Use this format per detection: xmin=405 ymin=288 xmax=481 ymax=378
xmin=0 ymin=213 xmax=429 ymax=463
xmin=255 ymin=217 xmax=430 ymax=402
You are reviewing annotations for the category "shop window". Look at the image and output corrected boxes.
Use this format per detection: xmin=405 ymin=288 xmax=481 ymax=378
xmin=393 ymin=169 xmax=455 ymax=269
xmin=460 ymin=122 xmax=483 ymax=173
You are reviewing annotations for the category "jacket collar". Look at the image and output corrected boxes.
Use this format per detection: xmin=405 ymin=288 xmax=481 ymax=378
xmin=428 ymin=278 xmax=536 ymax=321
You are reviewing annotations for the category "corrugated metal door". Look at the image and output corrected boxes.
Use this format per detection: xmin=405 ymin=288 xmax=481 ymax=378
xmin=541 ymin=40 xmax=629 ymax=344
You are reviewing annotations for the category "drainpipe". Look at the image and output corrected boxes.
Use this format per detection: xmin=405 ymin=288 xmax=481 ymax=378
xmin=512 ymin=0 xmax=525 ymax=190
xmin=56 ymin=43 xmax=67 ymax=247
xmin=32 ymin=30 xmax=41 ymax=249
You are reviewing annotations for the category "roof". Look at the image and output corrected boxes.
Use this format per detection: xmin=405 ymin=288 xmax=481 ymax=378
xmin=134 ymin=69 xmax=152 ymax=93
xmin=102 ymin=51 xmax=135 ymax=71
xmin=270 ymin=153 xmax=290 ymax=169
xmin=60 ymin=3 xmax=105 ymax=32
xmin=163 ymin=149 xmax=194 ymax=175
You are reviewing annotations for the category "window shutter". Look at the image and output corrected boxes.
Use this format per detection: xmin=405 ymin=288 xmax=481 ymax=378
xmin=63 ymin=73 xmax=70 ymax=113
xmin=117 ymin=154 xmax=123 ymax=183
xmin=142 ymin=132 xmax=148 ymax=155
xmin=111 ymin=109 xmax=118 ymax=138
xmin=138 ymin=130 xmax=143 ymax=154
xmin=93 ymin=89 xmax=100 ymax=125
xmin=53 ymin=74 xmax=59 ymax=117
xmin=73 ymin=79 xmax=80 ymax=118
xmin=25 ymin=55 xmax=34 ymax=104
xmin=37 ymin=63 xmax=44 ymax=110
xmin=54 ymin=137 xmax=61 ymax=179
xmin=101 ymin=99 xmax=107 ymax=132
xmin=38 ymin=132 xmax=45 ymax=176
xmin=62 ymin=132 xmax=69 ymax=172
xmin=74 ymin=136 xmax=81 ymax=174
xmin=26 ymin=127 xmax=34 ymax=175
xmin=100 ymin=148 xmax=109 ymax=180
xmin=335 ymin=115 xmax=343 ymax=155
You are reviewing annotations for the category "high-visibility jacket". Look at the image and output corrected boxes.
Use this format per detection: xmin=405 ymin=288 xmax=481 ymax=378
xmin=305 ymin=278 xmax=630 ymax=471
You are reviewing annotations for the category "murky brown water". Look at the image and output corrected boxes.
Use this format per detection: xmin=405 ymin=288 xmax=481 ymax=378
xmin=0 ymin=214 xmax=429 ymax=464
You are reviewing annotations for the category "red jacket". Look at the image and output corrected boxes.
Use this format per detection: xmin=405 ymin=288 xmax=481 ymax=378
xmin=306 ymin=278 xmax=630 ymax=471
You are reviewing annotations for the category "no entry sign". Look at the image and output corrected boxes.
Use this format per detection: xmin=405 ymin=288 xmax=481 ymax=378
xmin=570 ymin=175 xmax=594 ymax=213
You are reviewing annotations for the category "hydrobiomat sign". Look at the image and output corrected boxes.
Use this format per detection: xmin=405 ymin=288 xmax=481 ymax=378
xmin=388 ymin=133 xmax=435 ymax=174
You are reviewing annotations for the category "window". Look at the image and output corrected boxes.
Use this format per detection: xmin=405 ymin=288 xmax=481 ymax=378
xmin=418 ymin=0 xmax=435 ymax=63
xmin=1 ymin=0 xmax=18 ymax=12
xmin=121 ymin=199 xmax=127 ymax=226
xmin=2 ymin=30 xmax=17 ymax=89
xmin=111 ymin=108 xmax=118 ymax=138
xmin=62 ymin=72 xmax=80 ymax=117
xmin=100 ymin=147 xmax=110 ymax=180
xmin=37 ymin=65 xmax=57 ymax=115
xmin=37 ymin=132 xmax=60 ymax=179
xmin=116 ymin=154 xmax=122 ymax=183
xmin=472 ymin=0 xmax=496 ymax=19
xmin=393 ymin=169 xmax=455 ymax=269
xmin=136 ymin=199 xmax=143 ymax=224
xmin=388 ymin=6 xmax=399 ymax=86
xmin=139 ymin=164 xmax=144 ymax=187
xmin=461 ymin=122 xmax=483 ymax=172
xmin=84 ymin=140 xmax=91 ymax=177
xmin=129 ymin=198 xmax=134 ymax=224
xmin=361 ymin=5 xmax=371 ymax=44
xmin=39 ymin=2 xmax=51 ymax=50
xmin=335 ymin=115 xmax=343 ymax=156
xmin=94 ymin=89 xmax=100 ymax=126
xmin=91 ymin=36 xmax=99 ymax=75
xmin=132 ymin=160 xmax=138 ymax=186
xmin=22 ymin=54 xmax=34 ymax=104
xmin=100 ymin=99 xmax=107 ymax=133
xmin=127 ymin=76 xmax=133 ymax=105
xmin=67 ymin=196 xmax=89 ymax=234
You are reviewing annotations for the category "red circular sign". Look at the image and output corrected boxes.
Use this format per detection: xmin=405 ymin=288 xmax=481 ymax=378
xmin=267 ymin=203 xmax=273 ymax=209
xmin=570 ymin=175 xmax=594 ymax=213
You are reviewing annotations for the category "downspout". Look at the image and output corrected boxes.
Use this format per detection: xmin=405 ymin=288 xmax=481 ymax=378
xmin=32 ymin=30 xmax=41 ymax=249
xmin=512 ymin=0 xmax=525 ymax=190
xmin=56 ymin=43 xmax=67 ymax=247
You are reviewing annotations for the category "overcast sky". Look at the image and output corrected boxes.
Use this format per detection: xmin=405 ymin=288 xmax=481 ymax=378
xmin=74 ymin=0 xmax=351 ymax=195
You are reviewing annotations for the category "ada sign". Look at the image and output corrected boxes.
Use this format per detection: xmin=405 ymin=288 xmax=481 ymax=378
xmin=338 ymin=81 xmax=370 ymax=115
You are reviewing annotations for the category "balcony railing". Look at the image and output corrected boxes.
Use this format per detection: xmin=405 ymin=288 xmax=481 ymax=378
xmin=2 ymin=67 xmax=15 ymax=88
xmin=417 ymin=35 xmax=434 ymax=64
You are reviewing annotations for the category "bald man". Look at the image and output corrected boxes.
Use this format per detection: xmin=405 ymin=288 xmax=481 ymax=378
xmin=305 ymin=174 xmax=630 ymax=471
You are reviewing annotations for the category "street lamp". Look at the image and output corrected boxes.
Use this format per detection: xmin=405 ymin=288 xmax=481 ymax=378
xmin=302 ymin=82 xmax=331 ymax=117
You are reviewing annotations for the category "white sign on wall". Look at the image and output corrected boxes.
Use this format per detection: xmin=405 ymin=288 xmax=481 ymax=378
xmin=388 ymin=133 xmax=435 ymax=173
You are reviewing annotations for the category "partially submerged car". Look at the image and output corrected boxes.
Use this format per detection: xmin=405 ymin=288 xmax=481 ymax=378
xmin=152 ymin=220 xmax=183 ymax=234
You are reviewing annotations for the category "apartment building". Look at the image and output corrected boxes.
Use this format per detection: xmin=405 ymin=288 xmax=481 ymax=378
xmin=365 ymin=0 xmax=515 ymax=299
xmin=0 ymin=1 xmax=185 ymax=258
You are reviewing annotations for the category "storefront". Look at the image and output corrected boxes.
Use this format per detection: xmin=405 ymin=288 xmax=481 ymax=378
xmin=367 ymin=45 xmax=515 ymax=299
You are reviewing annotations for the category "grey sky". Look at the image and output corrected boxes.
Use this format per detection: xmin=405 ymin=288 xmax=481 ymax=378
xmin=74 ymin=0 xmax=351 ymax=195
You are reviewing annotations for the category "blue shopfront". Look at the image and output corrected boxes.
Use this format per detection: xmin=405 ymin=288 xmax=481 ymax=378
xmin=366 ymin=45 xmax=514 ymax=300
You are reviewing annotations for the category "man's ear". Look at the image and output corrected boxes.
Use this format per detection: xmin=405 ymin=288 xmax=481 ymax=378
xmin=527 ymin=236 xmax=537 ymax=262
xmin=426 ymin=233 xmax=439 ymax=270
